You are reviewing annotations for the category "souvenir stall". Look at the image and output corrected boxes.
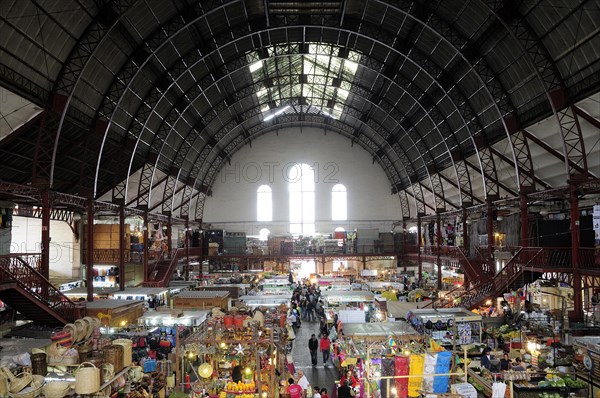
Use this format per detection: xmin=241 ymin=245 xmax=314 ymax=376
xmin=317 ymin=276 xmax=352 ymax=290
xmin=362 ymin=281 xmax=404 ymax=294
xmin=322 ymin=290 xmax=375 ymax=308
xmin=181 ymin=307 xmax=287 ymax=398
xmin=0 ymin=315 xmax=179 ymax=398
xmin=331 ymin=322 xmax=465 ymax=398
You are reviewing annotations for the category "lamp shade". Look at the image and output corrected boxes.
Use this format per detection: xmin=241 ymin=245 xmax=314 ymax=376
xmin=198 ymin=363 xmax=213 ymax=379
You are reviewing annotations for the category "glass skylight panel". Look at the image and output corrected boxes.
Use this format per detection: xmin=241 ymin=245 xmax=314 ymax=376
xmin=249 ymin=60 xmax=263 ymax=72
xmin=249 ymin=43 xmax=360 ymax=122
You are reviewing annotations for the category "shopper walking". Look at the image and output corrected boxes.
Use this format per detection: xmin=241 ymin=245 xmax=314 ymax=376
xmin=308 ymin=334 xmax=319 ymax=366
xmin=319 ymin=333 xmax=331 ymax=365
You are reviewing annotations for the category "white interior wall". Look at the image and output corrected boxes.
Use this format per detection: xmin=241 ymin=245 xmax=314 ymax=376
xmin=11 ymin=216 xmax=80 ymax=281
xmin=203 ymin=127 xmax=402 ymax=235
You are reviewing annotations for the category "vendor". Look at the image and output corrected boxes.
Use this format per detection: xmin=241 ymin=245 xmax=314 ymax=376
xmin=512 ymin=357 xmax=526 ymax=371
xmin=340 ymin=370 xmax=359 ymax=388
xmin=481 ymin=347 xmax=493 ymax=370
xmin=500 ymin=353 xmax=511 ymax=371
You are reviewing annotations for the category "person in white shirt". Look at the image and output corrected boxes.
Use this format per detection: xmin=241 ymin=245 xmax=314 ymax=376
xmin=297 ymin=370 xmax=310 ymax=391
xmin=312 ymin=386 xmax=322 ymax=398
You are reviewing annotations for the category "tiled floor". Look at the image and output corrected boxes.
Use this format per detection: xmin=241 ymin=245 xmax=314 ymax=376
xmin=291 ymin=319 xmax=341 ymax=396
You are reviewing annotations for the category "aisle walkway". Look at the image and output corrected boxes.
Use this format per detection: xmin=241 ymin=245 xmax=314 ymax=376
xmin=291 ymin=319 xmax=341 ymax=396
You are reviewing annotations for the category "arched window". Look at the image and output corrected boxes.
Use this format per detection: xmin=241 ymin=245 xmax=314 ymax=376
xmin=289 ymin=163 xmax=315 ymax=235
xmin=331 ymin=184 xmax=347 ymax=221
xmin=257 ymin=185 xmax=272 ymax=222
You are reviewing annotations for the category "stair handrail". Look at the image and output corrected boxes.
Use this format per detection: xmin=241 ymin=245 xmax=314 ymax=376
xmin=143 ymin=248 xmax=184 ymax=287
xmin=0 ymin=254 xmax=84 ymax=322
xmin=422 ymin=284 xmax=464 ymax=308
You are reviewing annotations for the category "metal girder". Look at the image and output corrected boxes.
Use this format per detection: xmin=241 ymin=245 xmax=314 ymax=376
xmin=507 ymin=129 xmax=537 ymax=190
xmin=556 ymin=103 xmax=589 ymax=178
xmin=438 ymin=165 xmax=482 ymax=205
xmin=465 ymin=157 xmax=518 ymax=198
xmin=477 ymin=146 xmax=500 ymax=199
xmin=522 ymin=129 xmax=592 ymax=177
xmin=78 ymin=119 xmax=107 ymax=198
xmin=574 ymin=104 xmax=600 ymax=131
xmin=0 ymin=63 xmax=50 ymax=107
xmin=14 ymin=204 xmax=75 ymax=226
xmin=398 ymin=190 xmax=411 ymax=219
xmin=124 ymin=174 xmax=169 ymax=207
xmin=32 ymin=109 xmax=60 ymax=187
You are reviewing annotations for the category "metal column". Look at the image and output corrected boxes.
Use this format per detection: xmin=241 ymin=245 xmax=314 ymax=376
xmin=40 ymin=190 xmax=51 ymax=282
xmin=417 ymin=215 xmax=422 ymax=285
xmin=520 ymin=194 xmax=529 ymax=247
xmin=436 ymin=212 xmax=442 ymax=290
xmin=119 ymin=205 xmax=125 ymax=291
xmin=570 ymin=184 xmax=583 ymax=320
xmin=143 ymin=213 xmax=149 ymax=283
xmin=86 ymin=199 xmax=94 ymax=302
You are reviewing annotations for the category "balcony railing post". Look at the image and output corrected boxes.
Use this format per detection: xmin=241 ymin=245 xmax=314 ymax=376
xmin=86 ymin=198 xmax=94 ymax=302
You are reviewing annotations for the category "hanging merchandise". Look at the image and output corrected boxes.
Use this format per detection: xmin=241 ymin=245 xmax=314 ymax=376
xmin=394 ymin=356 xmax=409 ymax=398
xmin=407 ymin=354 xmax=425 ymax=398
xmin=381 ymin=357 xmax=395 ymax=398
xmin=422 ymin=353 xmax=437 ymax=392
xmin=432 ymin=351 xmax=452 ymax=393
xmin=457 ymin=323 xmax=472 ymax=345
xmin=491 ymin=381 xmax=506 ymax=398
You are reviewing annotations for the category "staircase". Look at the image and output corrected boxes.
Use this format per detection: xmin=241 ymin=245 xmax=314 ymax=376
xmin=444 ymin=247 xmax=546 ymax=309
xmin=143 ymin=248 xmax=188 ymax=287
xmin=0 ymin=254 xmax=84 ymax=326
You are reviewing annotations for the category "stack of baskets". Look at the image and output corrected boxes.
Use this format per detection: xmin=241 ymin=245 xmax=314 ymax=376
xmin=2 ymin=369 xmax=45 ymax=398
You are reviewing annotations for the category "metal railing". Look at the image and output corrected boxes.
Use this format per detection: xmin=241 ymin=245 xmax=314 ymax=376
xmin=0 ymin=253 xmax=84 ymax=322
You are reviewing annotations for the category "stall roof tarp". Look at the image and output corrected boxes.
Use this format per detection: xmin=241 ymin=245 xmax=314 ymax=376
xmin=174 ymin=291 xmax=229 ymax=299
xmin=138 ymin=310 xmax=209 ymax=326
xmin=386 ymin=301 xmax=431 ymax=318
xmin=322 ymin=290 xmax=374 ymax=302
xmin=342 ymin=322 xmax=419 ymax=337
xmin=410 ymin=308 xmax=482 ymax=322
xmin=63 ymin=287 xmax=119 ymax=296
xmin=85 ymin=299 xmax=145 ymax=309
xmin=110 ymin=288 xmax=169 ymax=296
xmin=239 ymin=293 xmax=291 ymax=306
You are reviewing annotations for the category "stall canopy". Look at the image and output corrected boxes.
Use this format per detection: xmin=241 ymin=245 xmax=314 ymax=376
xmin=110 ymin=287 xmax=169 ymax=301
xmin=410 ymin=308 xmax=482 ymax=323
xmin=137 ymin=310 xmax=209 ymax=327
xmin=239 ymin=293 xmax=291 ymax=307
xmin=322 ymin=290 xmax=374 ymax=304
xmin=343 ymin=322 xmax=420 ymax=339
xmin=386 ymin=301 xmax=431 ymax=319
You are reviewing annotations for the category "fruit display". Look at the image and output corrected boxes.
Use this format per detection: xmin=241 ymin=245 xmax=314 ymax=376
xmin=219 ymin=380 xmax=256 ymax=396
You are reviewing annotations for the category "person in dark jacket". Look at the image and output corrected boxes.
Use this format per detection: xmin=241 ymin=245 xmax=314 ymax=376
xmin=308 ymin=334 xmax=319 ymax=366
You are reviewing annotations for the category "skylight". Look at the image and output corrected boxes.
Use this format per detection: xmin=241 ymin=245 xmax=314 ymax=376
xmin=247 ymin=43 xmax=360 ymax=121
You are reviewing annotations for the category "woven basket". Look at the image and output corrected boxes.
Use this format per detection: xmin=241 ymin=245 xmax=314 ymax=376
xmin=82 ymin=317 xmax=95 ymax=340
xmin=8 ymin=374 xmax=43 ymax=398
xmin=102 ymin=345 xmax=123 ymax=373
xmin=73 ymin=320 xmax=86 ymax=343
xmin=100 ymin=363 xmax=114 ymax=384
xmin=74 ymin=362 xmax=100 ymax=395
xmin=62 ymin=324 xmax=78 ymax=343
xmin=42 ymin=381 xmax=70 ymax=398
xmin=3 ymin=369 xmax=32 ymax=394
xmin=111 ymin=339 xmax=132 ymax=367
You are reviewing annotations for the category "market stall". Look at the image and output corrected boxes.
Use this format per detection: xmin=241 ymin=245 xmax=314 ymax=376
xmin=181 ymin=308 xmax=287 ymax=398
xmin=62 ymin=287 xmax=118 ymax=301
xmin=331 ymin=321 xmax=465 ymax=398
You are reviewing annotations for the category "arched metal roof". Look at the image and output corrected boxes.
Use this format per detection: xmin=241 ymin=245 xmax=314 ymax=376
xmin=0 ymin=0 xmax=598 ymax=220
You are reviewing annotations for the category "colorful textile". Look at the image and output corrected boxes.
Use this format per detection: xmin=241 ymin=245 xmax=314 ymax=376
xmin=394 ymin=356 xmax=409 ymax=398
xmin=408 ymin=354 xmax=424 ymax=397
xmin=422 ymin=353 xmax=437 ymax=392
xmin=432 ymin=351 xmax=453 ymax=393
